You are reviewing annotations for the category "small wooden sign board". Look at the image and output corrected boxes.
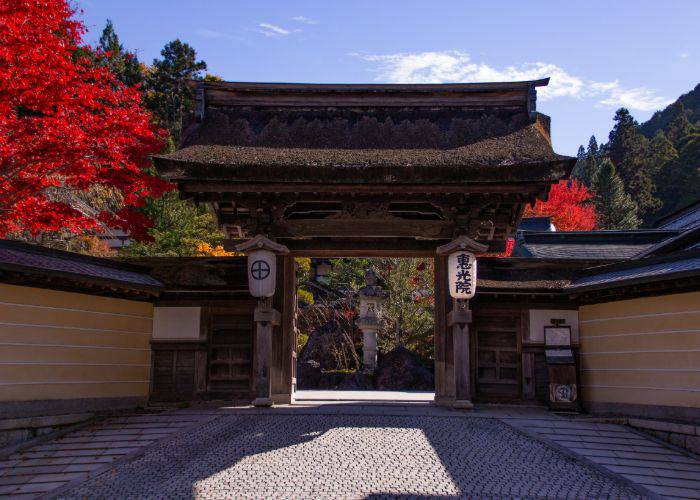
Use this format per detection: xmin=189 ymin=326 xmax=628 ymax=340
xmin=544 ymin=326 xmax=571 ymax=347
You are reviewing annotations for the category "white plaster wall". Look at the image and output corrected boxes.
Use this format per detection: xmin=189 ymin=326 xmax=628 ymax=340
xmin=152 ymin=307 xmax=201 ymax=340
xmin=528 ymin=309 xmax=579 ymax=344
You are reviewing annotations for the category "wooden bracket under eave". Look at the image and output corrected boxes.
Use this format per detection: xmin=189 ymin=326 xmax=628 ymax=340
xmin=435 ymin=235 xmax=488 ymax=255
xmin=234 ymin=234 xmax=290 ymax=255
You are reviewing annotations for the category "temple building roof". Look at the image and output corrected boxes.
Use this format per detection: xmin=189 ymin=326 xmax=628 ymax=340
xmin=654 ymin=200 xmax=700 ymax=231
xmin=152 ymin=79 xmax=575 ymax=250
xmin=155 ymin=79 xmax=573 ymax=177
xmin=0 ymin=240 xmax=163 ymax=297
xmin=511 ymin=230 xmax=680 ymax=260
xmin=567 ymin=249 xmax=700 ymax=295
xmin=156 ymin=124 xmax=569 ymax=174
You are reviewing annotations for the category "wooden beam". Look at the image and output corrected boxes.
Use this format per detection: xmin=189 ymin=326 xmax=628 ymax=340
xmin=205 ymin=88 xmax=529 ymax=108
xmin=272 ymin=219 xmax=455 ymax=239
xmin=179 ymin=181 xmax=552 ymax=195
xmin=225 ymin=237 xmax=506 ymax=256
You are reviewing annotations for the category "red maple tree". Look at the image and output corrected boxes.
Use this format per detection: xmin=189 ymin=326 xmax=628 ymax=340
xmin=0 ymin=0 xmax=170 ymax=240
xmin=524 ymin=179 xmax=597 ymax=231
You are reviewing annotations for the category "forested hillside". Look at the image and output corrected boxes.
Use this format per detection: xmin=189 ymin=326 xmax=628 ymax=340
xmin=572 ymin=83 xmax=700 ymax=228
xmin=640 ymin=84 xmax=700 ymax=138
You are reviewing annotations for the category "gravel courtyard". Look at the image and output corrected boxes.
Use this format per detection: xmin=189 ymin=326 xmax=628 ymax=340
xmin=59 ymin=412 xmax=642 ymax=499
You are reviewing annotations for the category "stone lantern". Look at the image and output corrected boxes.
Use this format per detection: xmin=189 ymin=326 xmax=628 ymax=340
xmin=354 ymin=268 xmax=389 ymax=370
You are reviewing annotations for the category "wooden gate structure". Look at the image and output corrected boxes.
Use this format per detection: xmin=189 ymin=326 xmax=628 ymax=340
xmin=153 ymin=79 xmax=576 ymax=406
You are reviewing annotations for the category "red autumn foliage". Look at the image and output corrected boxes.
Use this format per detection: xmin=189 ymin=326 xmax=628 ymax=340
xmin=0 ymin=0 xmax=171 ymax=240
xmin=524 ymin=180 xmax=597 ymax=232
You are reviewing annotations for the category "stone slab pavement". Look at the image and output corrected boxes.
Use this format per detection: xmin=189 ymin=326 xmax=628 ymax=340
xmin=0 ymin=411 xmax=217 ymax=498
xmin=510 ymin=417 xmax=700 ymax=499
xmin=57 ymin=410 xmax=645 ymax=499
xmin=1 ymin=401 xmax=697 ymax=499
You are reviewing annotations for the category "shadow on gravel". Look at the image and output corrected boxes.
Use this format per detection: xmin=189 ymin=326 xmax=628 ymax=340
xmin=58 ymin=409 xmax=642 ymax=499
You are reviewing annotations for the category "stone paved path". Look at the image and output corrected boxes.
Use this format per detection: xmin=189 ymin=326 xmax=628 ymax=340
xmin=511 ymin=417 xmax=700 ymax=499
xmin=0 ymin=412 xmax=215 ymax=498
xmin=55 ymin=407 xmax=644 ymax=499
xmin=3 ymin=402 xmax=697 ymax=498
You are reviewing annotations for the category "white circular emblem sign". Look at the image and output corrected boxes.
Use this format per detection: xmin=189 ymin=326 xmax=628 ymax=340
xmin=247 ymin=249 xmax=276 ymax=297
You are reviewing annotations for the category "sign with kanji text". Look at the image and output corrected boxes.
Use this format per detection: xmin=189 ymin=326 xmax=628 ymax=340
xmin=447 ymin=251 xmax=477 ymax=299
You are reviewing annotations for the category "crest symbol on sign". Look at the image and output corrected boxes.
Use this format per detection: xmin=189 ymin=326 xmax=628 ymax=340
xmin=251 ymin=260 xmax=271 ymax=280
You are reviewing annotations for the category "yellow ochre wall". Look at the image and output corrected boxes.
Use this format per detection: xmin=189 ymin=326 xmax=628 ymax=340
xmin=0 ymin=283 xmax=153 ymax=404
xmin=579 ymin=291 xmax=700 ymax=411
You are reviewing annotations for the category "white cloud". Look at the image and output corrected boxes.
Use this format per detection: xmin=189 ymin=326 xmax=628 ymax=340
xmin=355 ymin=50 xmax=672 ymax=112
xmin=258 ymin=23 xmax=298 ymax=37
xmin=291 ymin=16 xmax=317 ymax=25
xmin=196 ymin=29 xmax=243 ymax=42
xmin=680 ymin=52 xmax=689 ymax=59
xmin=595 ymin=83 xmax=674 ymax=111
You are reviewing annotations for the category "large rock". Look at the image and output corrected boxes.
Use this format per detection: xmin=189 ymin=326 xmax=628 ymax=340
xmin=337 ymin=371 xmax=374 ymax=390
xmin=298 ymin=319 xmax=359 ymax=371
xmin=375 ymin=346 xmax=434 ymax=391
xmin=297 ymin=362 xmax=374 ymax=390
xmin=296 ymin=360 xmax=322 ymax=390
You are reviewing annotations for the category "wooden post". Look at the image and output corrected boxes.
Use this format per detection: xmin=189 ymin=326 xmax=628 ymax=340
xmin=252 ymin=297 xmax=280 ymax=406
xmin=433 ymin=256 xmax=455 ymax=406
xmin=235 ymin=235 xmax=290 ymax=407
xmin=449 ymin=299 xmax=473 ymax=409
xmin=435 ymin=236 xmax=487 ymax=409
xmin=271 ymin=255 xmax=296 ymax=404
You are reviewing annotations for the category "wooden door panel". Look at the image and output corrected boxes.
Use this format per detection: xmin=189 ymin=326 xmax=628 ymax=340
xmin=475 ymin=325 xmax=521 ymax=399
xmin=207 ymin=314 xmax=253 ymax=398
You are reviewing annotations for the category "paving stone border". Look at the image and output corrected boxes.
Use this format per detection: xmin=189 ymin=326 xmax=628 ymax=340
xmin=626 ymin=418 xmax=700 ymax=456
xmin=0 ymin=411 xmax=218 ymax=498
xmin=511 ymin=416 xmax=700 ymax=499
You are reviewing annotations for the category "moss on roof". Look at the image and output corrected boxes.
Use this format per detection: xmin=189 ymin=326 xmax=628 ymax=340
xmin=156 ymin=122 xmax=569 ymax=170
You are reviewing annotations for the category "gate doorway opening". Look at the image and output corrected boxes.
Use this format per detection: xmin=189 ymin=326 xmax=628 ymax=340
xmin=294 ymin=257 xmax=436 ymax=399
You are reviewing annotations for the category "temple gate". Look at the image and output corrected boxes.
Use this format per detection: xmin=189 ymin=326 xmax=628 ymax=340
xmin=153 ymin=79 xmax=576 ymax=407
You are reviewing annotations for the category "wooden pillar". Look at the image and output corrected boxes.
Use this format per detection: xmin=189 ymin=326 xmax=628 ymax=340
xmin=449 ymin=299 xmax=473 ymax=409
xmin=435 ymin=236 xmax=486 ymax=408
xmin=235 ymin=234 xmax=290 ymax=407
xmin=252 ymin=298 xmax=280 ymax=406
xmin=434 ymin=256 xmax=455 ymax=406
xmin=271 ymin=255 xmax=296 ymax=404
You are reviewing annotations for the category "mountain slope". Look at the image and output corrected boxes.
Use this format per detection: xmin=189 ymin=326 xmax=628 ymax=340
xmin=640 ymin=83 xmax=700 ymax=138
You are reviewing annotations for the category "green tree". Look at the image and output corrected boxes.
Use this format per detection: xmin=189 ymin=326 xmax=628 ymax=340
xmin=571 ymin=145 xmax=587 ymax=182
xmin=377 ymin=258 xmax=434 ymax=360
xmin=648 ymin=130 xmax=678 ymax=172
xmin=144 ymin=39 xmax=207 ymax=147
xmin=572 ymin=136 xmax=600 ymax=189
xmin=588 ymin=135 xmax=599 ymax=159
xmin=666 ymin=104 xmax=693 ymax=144
xmin=97 ymin=20 xmax=144 ymax=87
xmin=606 ymin=108 xmax=658 ymax=218
xmin=120 ymin=192 xmax=225 ymax=256
xmin=323 ymin=258 xmax=434 ymax=361
xmin=592 ymin=160 xmax=640 ymax=230
xmin=581 ymin=136 xmax=600 ymax=188
xmin=656 ymin=128 xmax=700 ymax=214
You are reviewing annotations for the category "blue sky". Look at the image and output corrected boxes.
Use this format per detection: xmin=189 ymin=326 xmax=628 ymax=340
xmin=80 ymin=1 xmax=699 ymax=155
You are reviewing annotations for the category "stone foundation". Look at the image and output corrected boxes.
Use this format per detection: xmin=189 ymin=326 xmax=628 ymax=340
xmin=626 ymin=417 xmax=700 ymax=455
xmin=0 ymin=413 xmax=93 ymax=452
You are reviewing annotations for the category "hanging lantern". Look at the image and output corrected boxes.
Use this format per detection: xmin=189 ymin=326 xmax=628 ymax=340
xmin=235 ymin=235 xmax=290 ymax=299
xmin=247 ymin=249 xmax=276 ymax=298
xmin=447 ymin=251 xmax=477 ymax=299
xmin=437 ymin=235 xmax=486 ymax=300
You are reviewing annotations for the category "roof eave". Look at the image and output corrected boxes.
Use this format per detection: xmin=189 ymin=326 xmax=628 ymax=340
xmin=152 ymin=155 xmax=576 ymax=185
xmin=0 ymin=263 xmax=163 ymax=296
xmin=189 ymin=78 xmax=551 ymax=93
